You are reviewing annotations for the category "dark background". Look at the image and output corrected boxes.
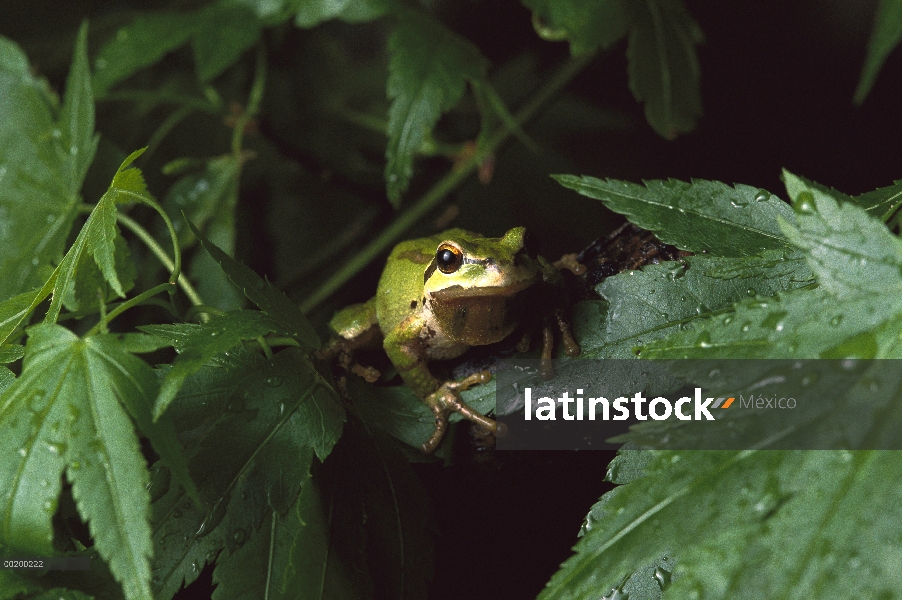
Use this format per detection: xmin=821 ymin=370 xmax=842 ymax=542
xmin=2 ymin=1 xmax=900 ymax=598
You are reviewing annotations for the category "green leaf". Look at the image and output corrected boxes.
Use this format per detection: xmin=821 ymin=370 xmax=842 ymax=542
xmin=626 ymin=0 xmax=703 ymax=138
xmin=165 ymin=157 xmax=239 ymax=246
xmin=522 ymin=0 xmax=629 ymax=54
xmin=0 ymin=324 xmax=156 ymax=599
xmin=554 ymin=176 xmax=795 ymax=256
xmin=0 ymin=36 xmax=91 ymax=301
xmin=186 ymin=219 xmax=320 ymax=350
xmin=782 ymin=170 xmax=902 ymax=223
xmin=192 ymin=5 xmax=262 ymax=82
xmin=0 ymin=571 xmax=42 ymax=599
xmin=92 ymin=13 xmax=198 ymax=96
xmin=0 ymin=344 xmax=24 ymax=364
xmin=149 ymin=349 xmax=342 ymax=599
xmin=141 ymin=310 xmax=282 ymax=419
xmin=293 ymin=0 xmax=390 ymax=27
xmin=30 ymin=589 xmax=95 ymax=600
xmin=540 ymin=450 xmax=902 ymax=599
xmin=59 ymin=23 xmax=99 ymax=198
xmin=781 ymin=172 xmax=902 ymax=300
xmin=385 ymin=16 xmax=487 ymax=205
xmin=576 ymin=254 xmax=812 ymax=359
xmin=46 ymin=149 xmax=148 ymax=321
xmin=855 ymin=0 xmax=902 ymax=103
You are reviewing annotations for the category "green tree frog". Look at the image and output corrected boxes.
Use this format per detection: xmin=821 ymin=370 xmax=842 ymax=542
xmin=325 ymin=227 xmax=580 ymax=452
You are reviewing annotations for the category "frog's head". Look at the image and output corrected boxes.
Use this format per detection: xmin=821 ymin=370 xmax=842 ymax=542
xmin=424 ymin=227 xmax=542 ymax=345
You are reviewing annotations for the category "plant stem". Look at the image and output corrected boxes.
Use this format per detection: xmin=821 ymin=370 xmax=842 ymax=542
xmin=87 ymin=283 xmax=172 ymax=336
xmin=116 ymin=212 xmax=203 ymax=306
xmin=299 ymin=51 xmax=597 ymax=313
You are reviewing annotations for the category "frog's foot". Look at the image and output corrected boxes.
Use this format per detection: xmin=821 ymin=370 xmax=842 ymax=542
xmin=421 ymin=370 xmax=496 ymax=453
xmin=538 ymin=310 xmax=582 ymax=381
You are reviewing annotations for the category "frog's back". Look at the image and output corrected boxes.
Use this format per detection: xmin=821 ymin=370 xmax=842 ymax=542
xmin=375 ymin=229 xmax=475 ymax=332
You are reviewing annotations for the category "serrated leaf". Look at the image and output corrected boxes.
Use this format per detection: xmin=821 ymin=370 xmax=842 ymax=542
xmin=554 ymin=176 xmax=794 ymax=256
xmin=855 ymin=0 xmax=902 ymax=103
xmin=59 ymin=23 xmax=99 ymax=197
xmin=522 ymin=0 xmax=629 ymax=54
xmin=149 ymin=348 xmax=342 ymax=599
xmin=92 ymin=13 xmax=198 ymax=96
xmin=541 ymin=450 xmax=902 ymax=600
xmin=782 ymin=170 xmax=902 ymax=223
xmin=192 ymin=5 xmax=262 ymax=82
xmin=46 ymin=149 xmax=148 ymax=321
xmin=186 ymin=219 xmax=320 ymax=350
xmin=385 ymin=17 xmax=487 ymax=205
xmin=576 ymin=254 xmax=811 ymax=359
xmin=626 ymin=0 xmax=703 ymax=138
xmin=0 ymin=36 xmax=91 ymax=301
xmin=293 ymin=0 xmax=389 ymax=27
xmin=0 ymin=324 xmax=155 ymax=600
xmin=0 ymin=344 xmax=24 ymax=364
xmin=143 ymin=310 xmax=282 ymax=419
xmin=781 ymin=172 xmax=902 ymax=299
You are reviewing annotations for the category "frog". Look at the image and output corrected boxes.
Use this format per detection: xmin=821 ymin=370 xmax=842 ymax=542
xmin=324 ymin=227 xmax=581 ymax=453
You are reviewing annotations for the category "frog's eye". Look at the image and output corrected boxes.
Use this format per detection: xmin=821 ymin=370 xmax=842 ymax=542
xmin=435 ymin=243 xmax=463 ymax=274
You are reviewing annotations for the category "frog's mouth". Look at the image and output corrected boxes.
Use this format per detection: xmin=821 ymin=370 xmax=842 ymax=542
xmin=428 ymin=276 xmax=539 ymax=346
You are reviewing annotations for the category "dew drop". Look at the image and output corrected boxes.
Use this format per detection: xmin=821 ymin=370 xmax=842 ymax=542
xmin=795 ymin=192 xmax=816 ymax=214
xmin=830 ymin=315 xmax=843 ymax=327
xmin=17 ymin=448 xmax=26 ymax=457
xmin=746 ymin=288 xmax=756 ymax=296
xmin=654 ymin=566 xmax=672 ymax=591
xmin=265 ymin=376 xmax=283 ymax=388
xmin=740 ymin=322 xmax=752 ymax=333
xmin=800 ymin=373 xmax=818 ymax=387
xmin=696 ymin=331 xmax=713 ymax=348
xmin=232 ymin=528 xmax=246 ymax=544
xmin=722 ymin=315 xmax=734 ymax=325
xmin=754 ymin=189 xmax=771 ymax=202
xmin=731 ymin=198 xmax=748 ymax=208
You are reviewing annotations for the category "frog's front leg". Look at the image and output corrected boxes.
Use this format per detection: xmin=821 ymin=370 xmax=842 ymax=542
xmin=383 ymin=316 xmax=497 ymax=453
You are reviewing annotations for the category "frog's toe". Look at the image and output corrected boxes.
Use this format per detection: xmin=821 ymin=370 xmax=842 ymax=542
xmin=420 ymin=374 xmax=496 ymax=453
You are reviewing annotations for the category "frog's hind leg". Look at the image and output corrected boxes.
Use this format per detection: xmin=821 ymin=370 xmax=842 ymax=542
xmin=421 ymin=371 xmax=496 ymax=453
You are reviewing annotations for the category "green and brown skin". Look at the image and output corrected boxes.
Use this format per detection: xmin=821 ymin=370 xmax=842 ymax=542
xmin=327 ymin=227 xmax=580 ymax=452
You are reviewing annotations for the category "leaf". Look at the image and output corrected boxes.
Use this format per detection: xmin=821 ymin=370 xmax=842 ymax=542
xmin=575 ymin=254 xmax=812 ymax=360
xmin=46 ymin=149 xmax=148 ymax=321
xmin=554 ymin=176 xmax=794 ymax=256
xmin=522 ymin=0 xmax=629 ymax=54
xmin=780 ymin=171 xmax=902 ymax=300
xmin=192 ymin=5 xmax=262 ymax=82
xmin=385 ymin=16 xmax=487 ymax=205
xmin=855 ymin=0 xmax=902 ymax=103
xmin=0 ymin=36 xmax=91 ymax=301
xmin=782 ymin=170 xmax=902 ymax=223
xmin=0 ymin=324 xmax=156 ymax=599
xmin=149 ymin=348 xmax=343 ymax=599
xmin=165 ymin=157 xmax=239 ymax=247
xmin=540 ymin=450 xmax=902 ymax=599
xmin=59 ymin=23 xmax=99 ymax=197
xmin=0 ymin=280 xmax=57 ymax=346
xmin=141 ymin=310 xmax=283 ymax=419
xmin=626 ymin=0 xmax=703 ymax=138
xmin=186 ymin=219 xmax=320 ymax=350
xmin=0 ymin=571 xmax=42 ymax=599
xmin=92 ymin=13 xmax=198 ymax=96
xmin=293 ymin=0 xmax=390 ymax=27
xmin=0 ymin=344 xmax=24 ymax=364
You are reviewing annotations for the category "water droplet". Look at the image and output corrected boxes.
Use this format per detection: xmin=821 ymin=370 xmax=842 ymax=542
xmin=17 ymin=448 xmax=26 ymax=457
xmin=654 ymin=566 xmax=672 ymax=590
xmin=746 ymin=288 xmax=756 ymax=296
xmin=795 ymin=192 xmax=816 ymax=214
xmin=43 ymin=499 xmax=57 ymax=513
xmin=191 ymin=560 xmax=199 ymax=573
xmin=40 ymin=479 xmax=49 ymax=487
xmin=265 ymin=376 xmax=283 ymax=388
xmin=679 ymin=296 xmax=687 ymax=302
xmin=740 ymin=321 xmax=752 ymax=332
xmin=197 ymin=496 xmax=229 ymax=538
xmin=800 ymin=373 xmax=818 ymax=387
xmin=731 ymin=197 xmax=748 ymax=208
xmin=648 ymin=288 xmax=656 ymax=295
xmin=696 ymin=331 xmax=712 ymax=348
xmin=679 ymin=322 xmax=692 ymax=330
xmin=232 ymin=528 xmax=246 ymax=544
xmin=46 ymin=442 xmax=65 ymax=455
xmin=754 ymin=189 xmax=771 ymax=202
xmin=708 ymin=368 xmax=721 ymax=379
xmin=760 ymin=311 xmax=788 ymax=332
xmin=830 ymin=315 xmax=843 ymax=327
xmin=278 ymin=402 xmax=286 ymax=416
